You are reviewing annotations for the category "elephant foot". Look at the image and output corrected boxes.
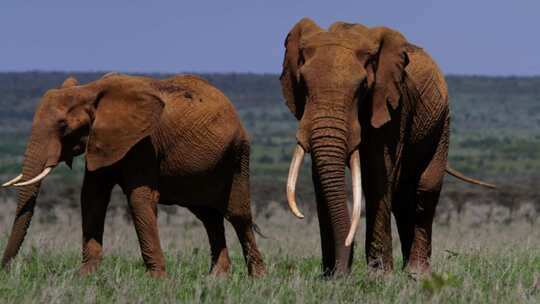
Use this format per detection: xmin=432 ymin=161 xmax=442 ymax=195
xmin=321 ymin=268 xmax=351 ymax=279
xmin=367 ymin=256 xmax=393 ymax=277
xmin=209 ymin=268 xmax=229 ymax=277
xmin=209 ymin=263 xmax=230 ymax=277
xmin=78 ymin=261 xmax=100 ymax=276
xmin=147 ymin=269 xmax=168 ymax=279
xmin=248 ymin=263 xmax=267 ymax=278
xmin=404 ymin=262 xmax=431 ymax=280
xmin=366 ymin=267 xmax=393 ymax=281
xmin=208 ymin=249 xmax=231 ymax=276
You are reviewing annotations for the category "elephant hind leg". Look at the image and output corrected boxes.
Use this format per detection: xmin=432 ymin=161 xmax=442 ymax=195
xmin=405 ymin=189 xmax=440 ymax=278
xmin=224 ymin=141 xmax=266 ymax=277
xmin=228 ymin=217 xmax=266 ymax=277
xmin=189 ymin=207 xmax=230 ymax=276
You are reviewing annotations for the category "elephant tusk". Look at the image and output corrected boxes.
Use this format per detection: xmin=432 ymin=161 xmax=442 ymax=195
xmin=345 ymin=150 xmax=364 ymax=247
xmin=2 ymin=174 xmax=23 ymax=187
xmin=13 ymin=167 xmax=53 ymax=187
xmin=286 ymin=145 xmax=305 ymax=219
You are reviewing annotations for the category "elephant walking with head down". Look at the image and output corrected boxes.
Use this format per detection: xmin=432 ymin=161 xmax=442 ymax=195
xmin=281 ymin=18 xmax=494 ymax=277
xmin=2 ymin=73 xmax=266 ymax=277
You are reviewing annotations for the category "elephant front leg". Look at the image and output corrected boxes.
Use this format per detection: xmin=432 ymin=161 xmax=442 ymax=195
xmin=80 ymin=169 xmax=114 ymax=276
xmin=365 ymin=193 xmax=394 ymax=274
xmin=119 ymin=139 xmax=166 ymax=277
xmin=126 ymin=185 xmax=167 ymax=278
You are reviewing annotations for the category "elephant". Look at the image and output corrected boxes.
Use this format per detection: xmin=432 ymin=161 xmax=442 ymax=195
xmin=1 ymin=73 xmax=266 ymax=278
xmin=281 ymin=18 xmax=494 ymax=277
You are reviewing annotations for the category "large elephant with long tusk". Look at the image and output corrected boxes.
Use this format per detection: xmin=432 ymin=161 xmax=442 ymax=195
xmin=1 ymin=73 xmax=266 ymax=278
xmin=281 ymin=18 xmax=495 ymax=277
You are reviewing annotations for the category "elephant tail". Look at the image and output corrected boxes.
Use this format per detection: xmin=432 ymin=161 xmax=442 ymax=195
xmin=445 ymin=166 xmax=497 ymax=189
xmin=252 ymin=223 xmax=270 ymax=239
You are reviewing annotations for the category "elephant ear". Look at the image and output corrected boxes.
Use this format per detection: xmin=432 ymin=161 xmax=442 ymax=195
xmin=280 ymin=18 xmax=322 ymax=120
xmin=368 ymin=27 xmax=410 ymax=128
xmin=86 ymin=88 xmax=164 ymax=171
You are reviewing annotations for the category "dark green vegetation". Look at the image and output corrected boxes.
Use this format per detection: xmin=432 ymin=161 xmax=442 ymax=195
xmin=1 ymin=72 xmax=540 ymax=210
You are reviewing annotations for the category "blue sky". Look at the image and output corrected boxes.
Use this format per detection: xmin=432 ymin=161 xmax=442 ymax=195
xmin=1 ymin=1 xmax=538 ymax=75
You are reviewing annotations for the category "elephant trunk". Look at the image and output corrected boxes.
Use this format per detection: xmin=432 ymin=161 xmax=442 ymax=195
xmin=2 ymin=134 xmax=48 ymax=268
xmin=310 ymin=114 xmax=352 ymax=273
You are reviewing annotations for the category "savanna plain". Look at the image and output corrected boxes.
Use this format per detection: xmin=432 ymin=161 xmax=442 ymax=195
xmin=0 ymin=73 xmax=539 ymax=303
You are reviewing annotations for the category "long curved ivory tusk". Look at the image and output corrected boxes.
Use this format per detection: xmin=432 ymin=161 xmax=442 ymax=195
xmin=345 ymin=150 xmax=364 ymax=247
xmin=2 ymin=174 xmax=23 ymax=187
xmin=13 ymin=167 xmax=53 ymax=187
xmin=286 ymin=145 xmax=305 ymax=219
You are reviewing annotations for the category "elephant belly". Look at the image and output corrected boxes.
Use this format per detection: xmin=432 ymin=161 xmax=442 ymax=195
xmin=154 ymin=127 xmax=236 ymax=208
xmin=157 ymin=172 xmax=230 ymax=208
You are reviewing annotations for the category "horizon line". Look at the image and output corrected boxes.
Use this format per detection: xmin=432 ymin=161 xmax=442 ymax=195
xmin=0 ymin=70 xmax=539 ymax=78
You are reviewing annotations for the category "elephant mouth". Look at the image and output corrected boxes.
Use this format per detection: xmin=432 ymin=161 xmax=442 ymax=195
xmin=286 ymin=143 xmax=365 ymax=246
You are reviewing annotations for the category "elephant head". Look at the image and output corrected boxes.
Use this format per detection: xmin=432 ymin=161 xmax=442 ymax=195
xmin=1 ymin=74 xmax=164 ymax=267
xmin=281 ymin=19 xmax=414 ymax=250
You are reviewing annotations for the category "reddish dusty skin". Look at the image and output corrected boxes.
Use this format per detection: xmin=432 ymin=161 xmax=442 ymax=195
xmin=281 ymin=18 xmax=452 ymax=277
xmin=1 ymin=73 xmax=265 ymax=278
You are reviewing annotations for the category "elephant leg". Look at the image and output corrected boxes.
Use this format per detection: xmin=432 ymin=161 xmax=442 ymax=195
xmin=79 ymin=169 xmax=114 ymax=275
xmin=189 ymin=207 xmax=230 ymax=276
xmin=362 ymin=126 xmax=398 ymax=274
xmin=124 ymin=185 xmax=166 ymax=277
xmin=225 ymin=142 xmax=266 ymax=277
xmin=365 ymin=193 xmax=393 ymax=273
xmin=405 ymin=189 xmax=439 ymax=277
xmin=120 ymin=142 xmax=166 ymax=278
xmin=406 ymin=116 xmax=448 ymax=277
xmin=229 ymin=217 xmax=265 ymax=277
xmin=392 ymin=184 xmax=416 ymax=267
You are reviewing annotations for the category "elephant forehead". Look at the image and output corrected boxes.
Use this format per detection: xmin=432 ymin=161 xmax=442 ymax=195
xmin=300 ymin=32 xmax=374 ymax=53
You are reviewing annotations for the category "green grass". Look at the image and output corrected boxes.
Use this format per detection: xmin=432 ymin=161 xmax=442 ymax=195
xmin=0 ymin=244 xmax=537 ymax=303
xmin=0 ymin=197 xmax=537 ymax=303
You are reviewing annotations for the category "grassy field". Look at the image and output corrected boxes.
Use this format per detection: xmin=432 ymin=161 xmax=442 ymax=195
xmin=0 ymin=201 xmax=538 ymax=303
